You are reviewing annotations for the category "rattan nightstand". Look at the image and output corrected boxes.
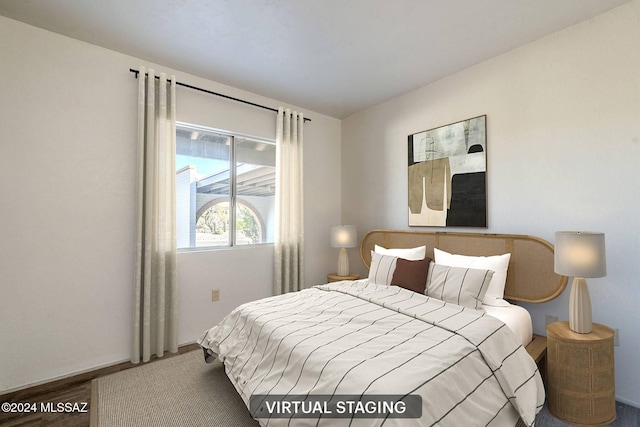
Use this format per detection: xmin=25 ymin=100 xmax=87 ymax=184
xmin=547 ymin=321 xmax=615 ymax=426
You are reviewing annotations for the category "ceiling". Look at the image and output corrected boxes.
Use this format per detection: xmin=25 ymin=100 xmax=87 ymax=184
xmin=0 ymin=0 xmax=631 ymax=119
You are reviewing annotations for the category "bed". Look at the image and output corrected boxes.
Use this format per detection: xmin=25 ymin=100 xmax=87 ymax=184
xmin=199 ymin=230 xmax=568 ymax=427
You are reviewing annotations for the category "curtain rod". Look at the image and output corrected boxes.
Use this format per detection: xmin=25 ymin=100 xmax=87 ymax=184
xmin=129 ymin=68 xmax=311 ymax=122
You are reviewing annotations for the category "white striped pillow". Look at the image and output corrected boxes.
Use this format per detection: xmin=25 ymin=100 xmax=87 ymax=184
xmin=368 ymin=252 xmax=398 ymax=285
xmin=425 ymin=262 xmax=494 ymax=310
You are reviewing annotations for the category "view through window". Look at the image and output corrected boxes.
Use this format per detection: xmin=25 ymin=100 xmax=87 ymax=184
xmin=176 ymin=123 xmax=276 ymax=248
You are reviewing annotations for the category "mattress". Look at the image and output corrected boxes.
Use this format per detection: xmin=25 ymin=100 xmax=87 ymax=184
xmin=484 ymin=303 xmax=533 ymax=348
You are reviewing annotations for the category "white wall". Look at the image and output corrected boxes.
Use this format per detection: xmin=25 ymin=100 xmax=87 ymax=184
xmin=342 ymin=1 xmax=640 ymax=407
xmin=0 ymin=16 xmax=341 ymax=392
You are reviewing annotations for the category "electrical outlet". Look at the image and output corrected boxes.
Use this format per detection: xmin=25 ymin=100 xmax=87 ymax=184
xmin=614 ymin=329 xmax=619 ymax=346
xmin=546 ymin=315 xmax=558 ymax=326
xmin=211 ymin=289 xmax=220 ymax=302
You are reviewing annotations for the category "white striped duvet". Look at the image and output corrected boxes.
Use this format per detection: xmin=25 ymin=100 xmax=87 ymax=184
xmin=198 ymin=280 xmax=544 ymax=426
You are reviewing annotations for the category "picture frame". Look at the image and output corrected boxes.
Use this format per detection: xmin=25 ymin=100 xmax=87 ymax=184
xmin=408 ymin=115 xmax=487 ymax=227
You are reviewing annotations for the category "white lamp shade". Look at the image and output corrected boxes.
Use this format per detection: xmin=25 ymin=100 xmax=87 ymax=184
xmin=330 ymin=225 xmax=357 ymax=248
xmin=554 ymin=231 xmax=606 ymax=278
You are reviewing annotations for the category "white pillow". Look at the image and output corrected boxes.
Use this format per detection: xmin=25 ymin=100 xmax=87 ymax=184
xmin=368 ymin=251 xmax=398 ymax=285
xmin=433 ymin=248 xmax=511 ymax=307
xmin=374 ymin=244 xmax=426 ymax=261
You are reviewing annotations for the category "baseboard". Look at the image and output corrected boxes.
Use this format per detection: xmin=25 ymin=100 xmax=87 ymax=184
xmin=616 ymin=396 xmax=640 ymax=410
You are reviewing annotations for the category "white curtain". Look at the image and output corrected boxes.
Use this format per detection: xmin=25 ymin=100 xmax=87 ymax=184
xmin=274 ymin=108 xmax=304 ymax=294
xmin=132 ymin=67 xmax=178 ymax=363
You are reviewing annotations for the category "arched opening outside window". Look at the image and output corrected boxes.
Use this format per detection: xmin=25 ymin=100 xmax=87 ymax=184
xmin=195 ymin=199 xmax=265 ymax=247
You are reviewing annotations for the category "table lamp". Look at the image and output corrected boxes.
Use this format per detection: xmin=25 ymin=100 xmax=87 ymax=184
xmin=554 ymin=231 xmax=606 ymax=334
xmin=330 ymin=225 xmax=357 ymax=277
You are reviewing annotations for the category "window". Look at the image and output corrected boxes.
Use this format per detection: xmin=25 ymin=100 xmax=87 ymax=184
xmin=175 ymin=123 xmax=276 ymax=249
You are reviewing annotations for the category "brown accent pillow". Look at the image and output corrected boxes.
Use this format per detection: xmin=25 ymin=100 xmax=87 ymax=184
xmin=391 ymin=257 xmax=432 ymax=293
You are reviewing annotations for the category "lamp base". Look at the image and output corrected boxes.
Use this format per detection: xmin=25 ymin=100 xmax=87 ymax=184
xmin=337 ymin=248 xmax=350 ymax=277
xmin=569 ymin=277 xmax=592 ymax=334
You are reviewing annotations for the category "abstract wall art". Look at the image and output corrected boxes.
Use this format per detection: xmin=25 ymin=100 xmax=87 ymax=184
xmin=408 ymin=115 xmax=487 ymax=227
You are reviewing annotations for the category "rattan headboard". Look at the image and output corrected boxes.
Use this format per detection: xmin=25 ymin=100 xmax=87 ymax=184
xmin=360 ymin=230 xmax=567 ymax=303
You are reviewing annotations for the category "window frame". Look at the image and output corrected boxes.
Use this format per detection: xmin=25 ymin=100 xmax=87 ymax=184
xmin=176 ymin=121 xmax=276 ymax=252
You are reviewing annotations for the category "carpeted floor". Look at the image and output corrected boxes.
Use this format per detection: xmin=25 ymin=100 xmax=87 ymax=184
xmin=91 ymin=350 xmax=258 ymax=427
xmin=92 ymin=349 xmax=638 ymax=427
